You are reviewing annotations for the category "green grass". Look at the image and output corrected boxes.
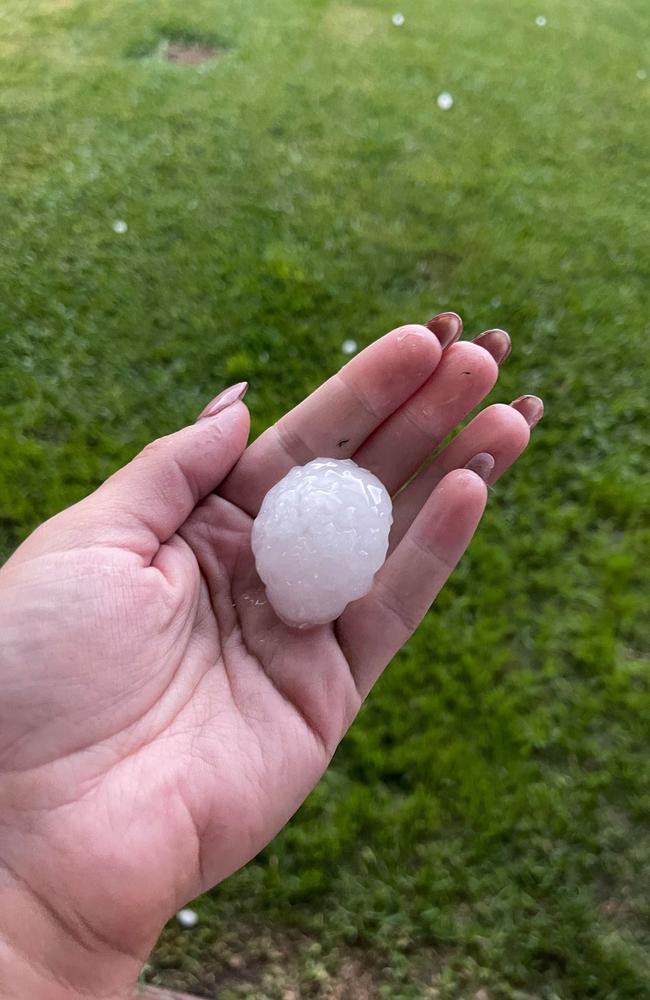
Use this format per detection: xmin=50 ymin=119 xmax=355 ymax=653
xmin=2 ymin=0 xmax=650 ymax=996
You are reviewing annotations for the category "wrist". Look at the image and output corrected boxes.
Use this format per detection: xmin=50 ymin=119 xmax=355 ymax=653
xmin=0 ymin=936 xmax=129 ymax=1000
xmin=0 ymin=871 xmax=138 ymax=1000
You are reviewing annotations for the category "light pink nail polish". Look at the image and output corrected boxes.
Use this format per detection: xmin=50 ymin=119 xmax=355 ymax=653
xmin=473 ymin=329 xmax=512 ymax=364
xmin=197 ymin=382 xmax=248 ymax=420
xmin=464 ymin=452 xmax=495 ymax=482
xmin=510 ymin=394 xmax=544 ymax=428
xmin=426 ymin=311 xmax=463 ymax=349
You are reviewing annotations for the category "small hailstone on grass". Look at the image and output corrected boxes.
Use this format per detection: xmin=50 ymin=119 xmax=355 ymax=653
xmin=176 ymin=908 xmax=199 ymax=928
xmin=535 ymin=15 xmax=547 ymax=26
xmin=437 ymin=91 xmax=454 ymax=110
xmin=341 ymin=338 xmax=357 ymax=355
xmin=252 ymin=458 xmax=393 ymax=628
xmin=112 ymin=219 xmax=128 ymax=234
xmin=637 ymin=69 xmax=647 ymax=80
xmin=392 ymin=12 xmax=405 ymax=26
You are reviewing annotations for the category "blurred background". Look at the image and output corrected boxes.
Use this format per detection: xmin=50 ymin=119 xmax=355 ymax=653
xmin=1 ymin=0 xmax=649 ymax=996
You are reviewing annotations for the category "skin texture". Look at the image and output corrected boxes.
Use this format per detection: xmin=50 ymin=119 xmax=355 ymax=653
xmin=0 ymin=316 xmax=541 ymax=1000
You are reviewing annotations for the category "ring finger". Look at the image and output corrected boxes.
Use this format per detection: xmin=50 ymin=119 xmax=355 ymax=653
xmin=353 ymin=329 xmax=512 ymax=495
xmin=389 ymin=396 xmax=543 ymax=549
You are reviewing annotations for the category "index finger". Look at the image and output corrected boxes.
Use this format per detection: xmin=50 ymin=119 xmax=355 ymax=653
xmin=220 ymin=324 xmax=442 ymax=515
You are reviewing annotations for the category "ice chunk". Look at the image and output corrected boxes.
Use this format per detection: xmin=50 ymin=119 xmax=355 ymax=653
xmin=176 ymin=908 xmax=199 ymax=928
xmin=252 ymin=458 xmax=393 ymax=628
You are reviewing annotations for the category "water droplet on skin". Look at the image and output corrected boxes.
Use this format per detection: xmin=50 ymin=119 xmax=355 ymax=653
xmin=437 ymin=92 xmax=454 ymax=110
xmin=535 ymin=15 xmax=547 ymax=26
xmin=341 ymin=339 xmax=357 ymax=355
xmin=112 ymin=220 xmax=128 ymax=234
xmin=392 ymin=12 xmax=405 ymax=26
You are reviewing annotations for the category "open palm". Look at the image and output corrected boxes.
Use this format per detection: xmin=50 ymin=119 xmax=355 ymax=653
xmin=0 ymin=317 xmax=539 ymax=999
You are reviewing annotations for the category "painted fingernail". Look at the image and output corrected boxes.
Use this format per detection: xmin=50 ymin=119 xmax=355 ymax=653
xmin=510 ymin=394 xmax=544 ymax=428
xmin=197 ymin=382 xmax=248 ymax=420
xmin=473 ymin=328 xmax=512 ymax=364
xmin=464 ymin=452 xmax=495 ymax=482
xmin=426 ymin=311 xmax=463 ymax=349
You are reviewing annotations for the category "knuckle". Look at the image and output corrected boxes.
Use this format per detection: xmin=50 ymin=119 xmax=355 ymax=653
xmin=375 ymin=576 xmax=422 ymax=635
xmin=139 ymin=435 xmax=171 ymax=461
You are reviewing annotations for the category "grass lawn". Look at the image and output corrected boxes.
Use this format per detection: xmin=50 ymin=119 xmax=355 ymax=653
xmin=2 ymin=0 xmax=650 ymax=996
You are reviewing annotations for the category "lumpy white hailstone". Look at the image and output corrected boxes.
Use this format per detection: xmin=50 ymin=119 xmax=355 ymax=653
xmin=436 ymin=91 xmax=454 ymax=110
xmin=252 ymin=458 xmax=393 ymax=628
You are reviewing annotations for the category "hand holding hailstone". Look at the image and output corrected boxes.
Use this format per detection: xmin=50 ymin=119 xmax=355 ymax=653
xmin=0 ymin=314 xmax=542 ymax=1000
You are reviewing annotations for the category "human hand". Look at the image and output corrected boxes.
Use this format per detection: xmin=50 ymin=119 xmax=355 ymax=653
xmin=0 ymin=315 xmax=542 ymax=999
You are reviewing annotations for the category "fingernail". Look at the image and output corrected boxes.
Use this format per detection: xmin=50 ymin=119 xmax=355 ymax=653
xmin=464 ymin=452 xmax=495 ymax=483
xmin=510 ymin=394 xmax=544 ymax=428
xmin=426 ymin=311 xmax=463 ymax=349
xmin=197 ymin=382 xmax=248 ymax=420
xmin=473 ymin=328 xmax=512 ymax=365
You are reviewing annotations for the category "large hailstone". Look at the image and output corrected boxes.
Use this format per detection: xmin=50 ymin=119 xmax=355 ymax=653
xmin=252 ymin=458 xmax=393 ymax=628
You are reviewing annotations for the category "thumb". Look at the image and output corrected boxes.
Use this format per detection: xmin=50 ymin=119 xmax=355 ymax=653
xmin=91 ymin=383 xmax=250 ymax=555
xmin=11 ymin=384 xmax=250 ymax=565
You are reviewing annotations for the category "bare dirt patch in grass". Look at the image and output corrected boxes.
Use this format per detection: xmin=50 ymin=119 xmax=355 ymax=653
xmin=164 ymin=42 xmax=219 ymax=65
